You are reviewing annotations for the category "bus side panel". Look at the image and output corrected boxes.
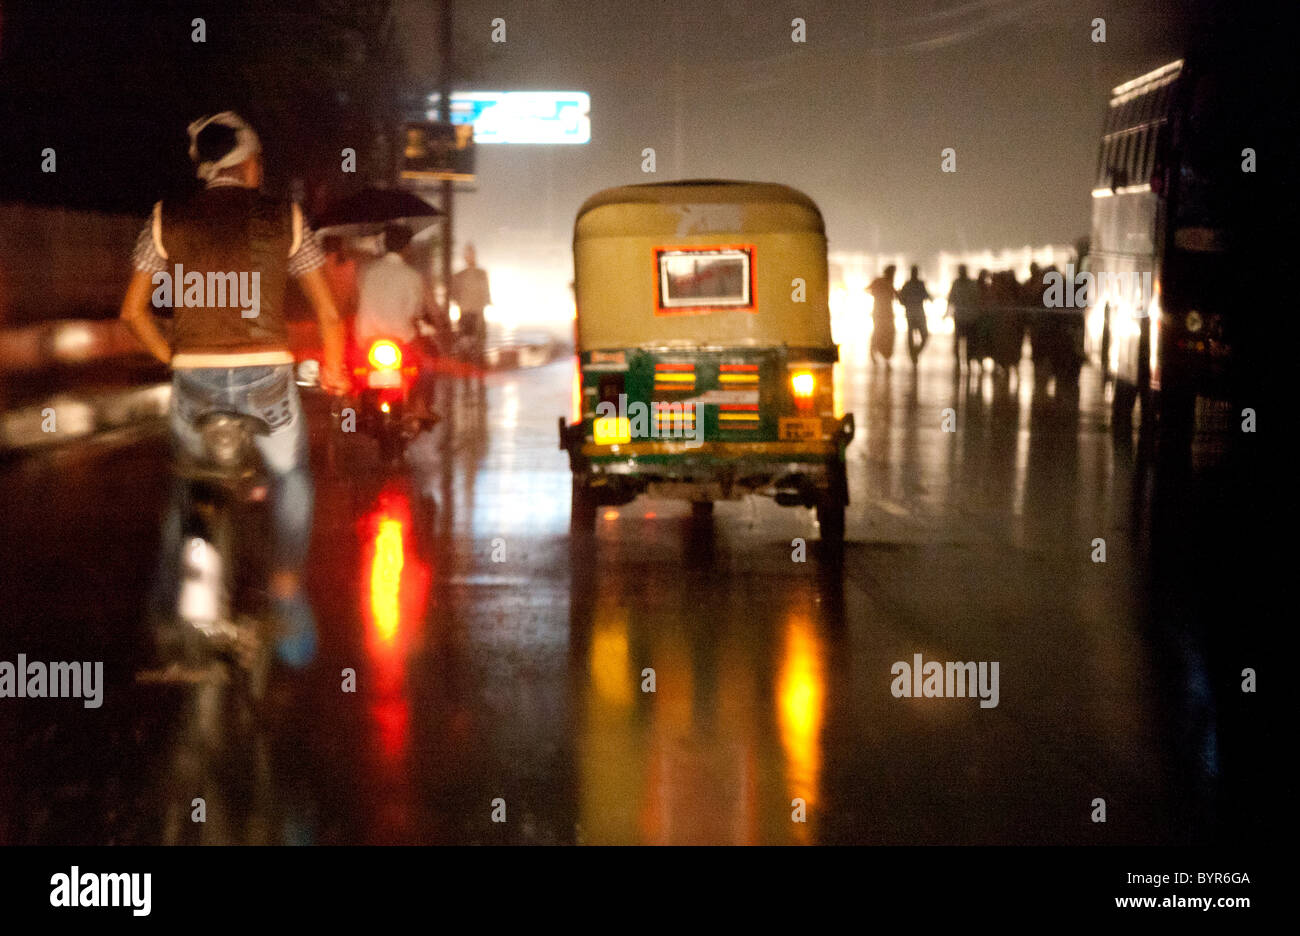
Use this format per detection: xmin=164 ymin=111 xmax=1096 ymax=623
xmin=1090 ymin=191 xmax=1158 ymax=387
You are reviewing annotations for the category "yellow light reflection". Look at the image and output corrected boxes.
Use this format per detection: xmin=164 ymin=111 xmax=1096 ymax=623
xmin=777 ymin=615 xmax=824 ymax=836
xmin=579 ymin=603 xmax=645 ymax=845
xmin=370 ymin=518 xmax=405 ymax=645
xmin=591 ymin=614 xmax=632 ymax=706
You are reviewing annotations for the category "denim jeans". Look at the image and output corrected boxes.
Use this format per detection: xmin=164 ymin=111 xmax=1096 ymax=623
xmin=152 ymin=365 xmax=313 ymax=617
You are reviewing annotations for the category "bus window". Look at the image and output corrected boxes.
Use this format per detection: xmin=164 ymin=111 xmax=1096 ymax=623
xmin=1134 ymin=91 xmax=1151 ymax=126
xmin=1107 ymin=140 xmax=1127 ymax=189
xmin=1136 ymin=127 xmax=1153 ymax=182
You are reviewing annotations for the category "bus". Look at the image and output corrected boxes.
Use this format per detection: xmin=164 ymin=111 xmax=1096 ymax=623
xmin=1087 ymin=56 xmax=1265 ymax=440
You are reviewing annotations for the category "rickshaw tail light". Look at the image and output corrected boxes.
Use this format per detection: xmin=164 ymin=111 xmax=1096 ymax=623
xmin=368 ymin=340 xmax=402 ymax=371
xmin=593 ymin=416 xmax=631 ymax=446
xmin=791 ymin=371 xmax=816 ymax=398
xmin=571 ymin=356 xmax=583 ymax=425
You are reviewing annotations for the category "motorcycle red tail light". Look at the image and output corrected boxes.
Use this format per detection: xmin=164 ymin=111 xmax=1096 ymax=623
xmin=368 ymin=340 xmax=402 ymax=370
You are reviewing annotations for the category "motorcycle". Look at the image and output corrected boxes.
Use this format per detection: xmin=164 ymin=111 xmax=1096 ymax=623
xmin=301 ymin=333 xmax=438 ymax=470
xmin=151 ymin=410 xmax=275 ymax=702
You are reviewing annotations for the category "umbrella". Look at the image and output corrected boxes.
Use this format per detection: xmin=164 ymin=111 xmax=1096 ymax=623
xmin=313 ymin=186 xmax=442 ymax=239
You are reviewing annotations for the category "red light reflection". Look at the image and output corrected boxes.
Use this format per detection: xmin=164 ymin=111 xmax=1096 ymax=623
xmin=358 ymin=484 xmax=430 ymax=759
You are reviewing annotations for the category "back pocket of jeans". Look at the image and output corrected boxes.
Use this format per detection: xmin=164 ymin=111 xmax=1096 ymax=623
xmin=248 ymin=369 xmax=294 ymax=431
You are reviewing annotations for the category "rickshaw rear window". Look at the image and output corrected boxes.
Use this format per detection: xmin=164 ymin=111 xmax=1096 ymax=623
xmin=655 ymin=247 xmax=754 ymax=313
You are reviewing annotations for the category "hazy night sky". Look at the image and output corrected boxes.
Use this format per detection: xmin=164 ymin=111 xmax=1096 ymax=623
xmin=401 ymin=0 xmax=1199 ymax=260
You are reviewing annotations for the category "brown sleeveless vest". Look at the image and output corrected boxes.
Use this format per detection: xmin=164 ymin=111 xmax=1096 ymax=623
xmin=159 ymin=188 xmax=293 ymax=355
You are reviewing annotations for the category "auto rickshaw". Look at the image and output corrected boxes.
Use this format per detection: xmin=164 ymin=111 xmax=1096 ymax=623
xmin=559 ymin=180 xmax=855 ymax=551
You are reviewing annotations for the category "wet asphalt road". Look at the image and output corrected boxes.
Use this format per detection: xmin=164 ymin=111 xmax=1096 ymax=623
xmin=0 ymin=328 xmax=1269 ymax=845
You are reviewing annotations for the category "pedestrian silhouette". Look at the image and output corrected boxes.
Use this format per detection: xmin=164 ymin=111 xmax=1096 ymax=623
xmin=867 ymin=264 xmax=898 ymax=367
xmin=946 ymin=264 xmax=978 ymax=370
xmin=968 ymin=269 xmax=995 ymax=371
xmin=990 ymin=270 xmax=1024 ymax=375
xmin=898 ymin=265 xmax=932 ymax=366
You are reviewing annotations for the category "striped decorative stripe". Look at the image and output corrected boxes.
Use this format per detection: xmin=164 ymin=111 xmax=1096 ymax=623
xmin=719 ymin=364 xmax=759 ymax=383
xmin=654 ymin=362 xmax=695 ymax=393
xmin=719 ymin=400 xmax=759 ymax=426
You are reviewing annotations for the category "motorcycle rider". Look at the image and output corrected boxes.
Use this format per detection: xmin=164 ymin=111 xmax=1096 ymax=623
xmin=355 ymin=223 xmax=423 ymax=346
xmin=354 ymin=222 xmax=439 ymax=429
xmin=119 ymin=111 xmax=348 ymax=668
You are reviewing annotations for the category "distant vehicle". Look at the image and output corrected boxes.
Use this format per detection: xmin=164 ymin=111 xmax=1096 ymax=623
xmin=1086 ymin=58 xmax=1263 ymax=439
xmin=559 ymin=180 xmax=854 ymax=554
xmin=300 ymin=336 xmax=436 ymax=470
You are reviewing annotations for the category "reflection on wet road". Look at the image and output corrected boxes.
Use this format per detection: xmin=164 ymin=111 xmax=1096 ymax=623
xmin=0 ymin=330 xmax=1266 ymax=844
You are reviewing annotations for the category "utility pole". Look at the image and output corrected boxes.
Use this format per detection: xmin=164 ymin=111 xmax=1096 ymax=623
xmin=439 ymin=0 xmax=454 ymax=314
xmin=672 ymin=7 xmax=683 ymax=177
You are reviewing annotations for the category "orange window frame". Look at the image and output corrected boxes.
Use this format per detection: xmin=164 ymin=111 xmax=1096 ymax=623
xmin=653 ymin=244 xmax=757 ymax=316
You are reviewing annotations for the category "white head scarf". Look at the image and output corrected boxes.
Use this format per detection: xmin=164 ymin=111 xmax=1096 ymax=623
xmin=186 ymin=111 xmax=262 ymax=182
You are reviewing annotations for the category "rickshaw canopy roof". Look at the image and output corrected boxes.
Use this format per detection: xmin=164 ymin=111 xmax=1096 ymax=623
xmin=573 ymin=180 xmax=832 ymax=350
xmin=575 ymin=180 xmax=825 ymax=236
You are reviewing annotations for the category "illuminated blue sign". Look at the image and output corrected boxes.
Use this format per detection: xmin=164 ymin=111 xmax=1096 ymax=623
xmin=426 ymin=92 xmax=591 ymax=145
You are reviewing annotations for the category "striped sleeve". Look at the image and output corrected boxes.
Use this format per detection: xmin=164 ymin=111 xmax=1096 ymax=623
xmin=287 ymin=205 xmax=326 ymax=277
xmin=131 ymin=220 xmax=167 ymax=274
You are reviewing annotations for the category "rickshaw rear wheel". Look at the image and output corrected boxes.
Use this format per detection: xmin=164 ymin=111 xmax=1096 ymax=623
xmin=690 ymin=501 xmax=714 ymax=523
xmin=816 ymin=499 xmax=845 ymax=554
xmin=570 ymin=476 xmax=597 ymax=536
xmin=817 ymin=462 xmax=847 ymax=557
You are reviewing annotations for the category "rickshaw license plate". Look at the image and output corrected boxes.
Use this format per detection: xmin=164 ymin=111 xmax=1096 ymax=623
xmin=367 ymin=370 xmax=403 ymax=388
xmin=779 ymin=417 xmax=820 ymax=441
